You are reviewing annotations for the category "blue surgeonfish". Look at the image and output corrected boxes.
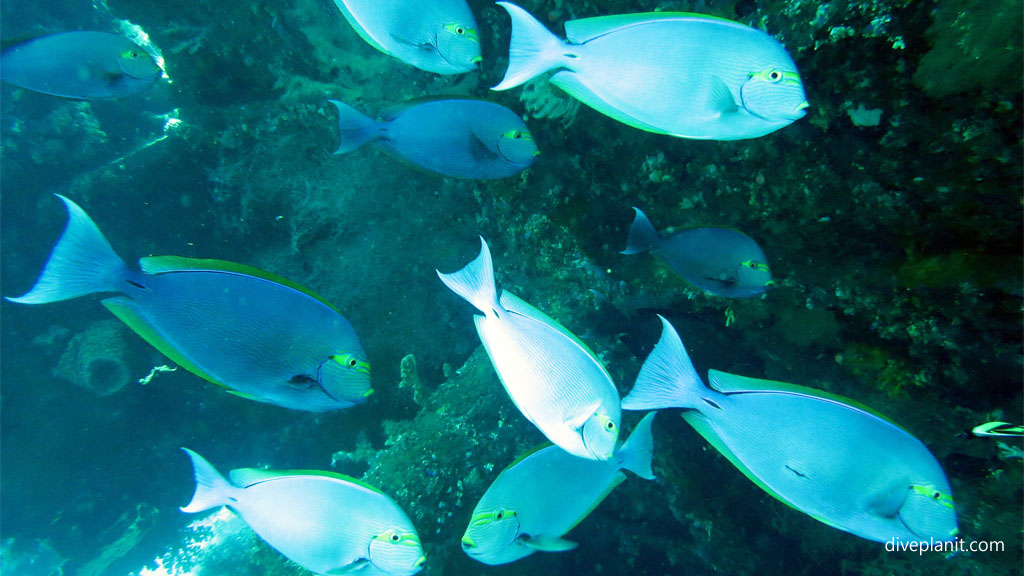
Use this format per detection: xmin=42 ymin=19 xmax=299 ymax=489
xmin=181 ymin=448 xmax=425 ymax=576
xmin=493 ymin=2 xmax=808 ymax=140
xmin=437 ymin=238 xmax=621 ymax=460
xmin=622 ymin=316 xmax=959 ymax=543
xmin=462 ymin=412 xmax=656 ymax=565
xmin=7 ymin=195 xmax=371 ymax=412
xmin=1 ymin=31 xmax=161 ymax=99
xmin=332 ymin=0 xmax=481 ymax=74
xmin=622 ymin=207 xmax=773 ymax=298
xmin=330 ymin=99 xmax=538 ymax=180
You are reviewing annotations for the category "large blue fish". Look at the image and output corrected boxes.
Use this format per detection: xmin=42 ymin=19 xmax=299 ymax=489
xmin=493 ymin=2 xmax=808 ymax=140
xmin=331 ymin=99 xmax=538 ymax=180
xmin=182 ymin=448 xmax=425 ymax=576
xmin=622 ymin=207 xmax=773 ymax=298
xmin=7 ymin=195 xmax=371 ymax=412
xmin=622 ymin=316 xmax=959 ymax=543
xmin=1 ymin=31 xmax=161 ymax=99
xmin=332 ymin=0 xmax=481 ymax=74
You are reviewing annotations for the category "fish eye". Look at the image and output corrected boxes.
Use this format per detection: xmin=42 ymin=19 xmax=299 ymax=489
xmin=390 ymin=533 xmax=401 ymax=542
xmin=932 ymin=491 xmax=942 ymax=500
xmin=349 ymin=359 xmax=358 ymax=367
xmin=768 ymin=69 xmax=782 ymax=82
xmin=496 ymin=511 xmax=504 ymax=520
xmin=513 ymin=131 xmax=522 ymax=139
xmin=456 ymin=26 xmax=465 ymax=35
xmin=605 ymin=420 xmax=616 ymax=430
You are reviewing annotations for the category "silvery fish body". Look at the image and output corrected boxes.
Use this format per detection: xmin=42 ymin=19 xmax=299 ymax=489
xmin=494 ymin=2 xmax=808 ymax=140
xmin=462 ymin=413 xmax=655 ymax=565
xmin=437 ymin=238 xmax=621 ymax=460
xmin=622 ymin=317 xmax=959 ymax=543
xmin=332 ymin=0 xmax=481 ymax=74
xmin=6 ymin=195 xmax=371 ymax=412
xmin=623 ymin=207 xmax=772 ymax=298
xmin=1 ymin=31 xmax=161 ymax=99
xmin=181 ymin=449 xmax=425 ymax=576
xmin=330 ymin=99 xmax=538 ymax=179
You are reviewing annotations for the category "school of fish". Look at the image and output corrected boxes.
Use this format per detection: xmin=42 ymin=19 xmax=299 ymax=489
xmin=2 ymin=1 xmax=965 ymax=574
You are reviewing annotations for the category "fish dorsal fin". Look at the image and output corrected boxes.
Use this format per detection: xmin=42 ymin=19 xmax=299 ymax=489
xmin=521 ymin=534 xmax=578 ymax=552
xmin=504 ymin=443 xmax=554 ymax=470
xmin=550 ymin=71 xmax=673 ymax=136
xmin=708 ymin=370 xmax=907 ymax=432
xmin=140 ymin=256 xmax=340 ymax=314
xmin=333 ymin=1 xmax=389 ymax=55
xmin=565 ymin=12 xmax=740 ymax=44
xmin=498 ymin=290 xmax=611 ymax=381
xmin=101 ymin=296 xmax=226 ymax=388
xmin=377 ymin=98 xmax=448 ymax=121
xmin=229 ymin=467 xmax=387 ymax=495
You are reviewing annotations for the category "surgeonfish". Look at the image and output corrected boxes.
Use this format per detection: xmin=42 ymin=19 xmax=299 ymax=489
xmin=462 ymin=412 xmax=656 ymax=565
xmin=971 ymin=422 xmax=1024 ymax=438
xmin=622 ymin=316 xmax=959 ymax=543
xmin=330 ymin=99 xmax=538 ymax=180
xmin=181 ymin=448 xmax=425 ymax=576
xmin=437 ymin=238 xmax=621 ymax=460
xmin=0 ymin=31 xmax=161 ymax=99
xmin=331 ymin=0 xmax=481 ymax=74
xmin=622 ymin=207 xmax=773 ymax=298
xmin=492 ymin=2 xmax=808 ymax=140
xmin=6 ymin=195 xmax=371 ymax=412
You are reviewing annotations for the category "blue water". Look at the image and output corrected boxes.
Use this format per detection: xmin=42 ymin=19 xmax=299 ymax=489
xmin=1 ymin=0 xmax=1021 ymax=575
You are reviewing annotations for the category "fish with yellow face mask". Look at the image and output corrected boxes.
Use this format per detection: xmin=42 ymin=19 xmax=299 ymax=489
xmin=623 ymin=316 xmax=959 ymax=544
xmin=181 ymin=448 xmax=425 ymax=576
xmin=462 ymin=413 xmax=655 ymax=565
xmin=493 ymin=2 xmax=808 ymax=140
xmin=1 ymin=31 xmax=161 ymax=99
xmin=332 ymin=0 xmax=482 ymax=74
xmin=7 ymin=195 xmax=371 ymax=411
xmin=438 ymin=237 xmax=622 ymax=460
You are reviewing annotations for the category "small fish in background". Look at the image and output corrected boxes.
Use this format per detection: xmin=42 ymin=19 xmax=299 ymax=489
xmin=331 ymin=0 xmax=481 ymax=74
xmin=437 ymin=237 xmax=621 ymax=460
xmin=6 ymin=195 xmax=372 ymax=412
xmin=181 ymin=448 xmax=425 ymax=576
xmin=331 ymin=98 xmax=539 ymax=180
xmin=492 ymin=2 xmax=808 ymax=140
xmin=462 ymin=412 xmax=656 ymax=565
xmin=1 ymin=31 xmax=161 ymax=99
xmin=970 ymin=421 xmax=1023 ymax=438
xmin=622 ymin=207 xmax=773 ymax=298
xmin=623 ymin=316 xmax=959 ymax=544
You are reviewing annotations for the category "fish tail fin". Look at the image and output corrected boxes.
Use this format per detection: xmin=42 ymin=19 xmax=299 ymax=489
xmin=180 ymin=447 xmax=233 ymax=513
xmin=617 ymin=412 xmax=656 ymax=480
xmin=493 ymin=2 xmax=568 ymax=91
xmin=622 ymin=316 xmax=705 ymax=411
xmin=437 ymin=237 xmax=501 ymax=316
xmin=620 ymin=207 xmax=660 ymax=255
xmin=329 ymin=99 xmax=383 ymax=155
xmin=6 ymin=194 xmax=126 ymax=304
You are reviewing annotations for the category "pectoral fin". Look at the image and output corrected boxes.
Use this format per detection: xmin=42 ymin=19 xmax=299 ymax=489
xmin=390 ymin=32 xmax=435 ymax=53
xmin=709 ymin=77 xmax=739 ymax=116
xmin=325 ymin=559 xmax=370 ymax=575
xmin=565 ymin=400 xmax=602 ymax=431
xmin=521 ymin=534 xmax=578 ymax=552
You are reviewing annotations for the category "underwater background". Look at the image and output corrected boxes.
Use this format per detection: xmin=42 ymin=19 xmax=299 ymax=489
xmin=1 ymin=0 xmax=1021 ymax=574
